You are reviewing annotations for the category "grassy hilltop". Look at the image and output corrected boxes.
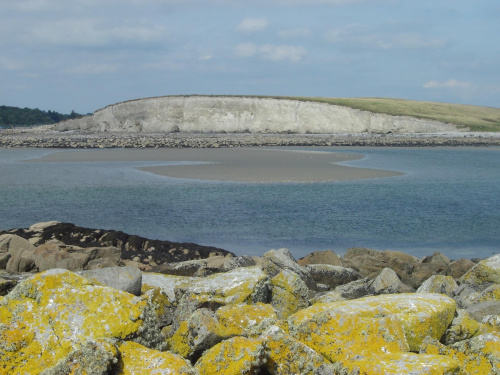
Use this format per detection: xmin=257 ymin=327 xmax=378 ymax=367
xmin=244 ymin=96 xmax=500 ymax=132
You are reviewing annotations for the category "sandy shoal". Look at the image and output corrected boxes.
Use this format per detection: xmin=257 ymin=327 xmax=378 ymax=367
xmin=28 ymin=148 xmax=403 ymax=183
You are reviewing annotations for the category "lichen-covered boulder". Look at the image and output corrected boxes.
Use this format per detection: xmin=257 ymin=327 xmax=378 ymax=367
xmin=260 ymin=248 xmax=316 ymax=290
xmin=306 ymin=264 xmax=360 ymax=289
xmin=442 ymin=309 xmax=481 ymax=345
xmin=216 ymin=303 xmax=279 ymax=338
xmin=459 ymin=254 xmax=500 ymax=288
xmin=195 ymin=336 xmax=267 ymax=375
xmin=168 ymin=308 xmax=223 ymax=360
xmin=172 ymin=267 xmax=270 ymax=328
xmin=116 ymin=341 xmax=196 ymax=375
xmin=338 ymin=353 xmax=461 ymax=375
xmin=38 ymin=339 xmax=119 ymax=375
xmin=0 ymin=269 xmax=167 ymax=374
xmin=421 ymin=333 xmax=500 ymax=374
xmin=416 ymin=275 xmax=458 ymax=297
xmin=288 ymin=293 xmax=456 ymax=363
xmin=270 ymin=269 xmax=309 ymax=319
xmin=260 ymin=325 xmax=336 ymax=375
xmin=471 ymin=284 xmax=500 ymax=304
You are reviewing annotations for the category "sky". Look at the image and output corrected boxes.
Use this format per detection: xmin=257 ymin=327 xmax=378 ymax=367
xmin=1 ymin=0 xmax=499 ymax=114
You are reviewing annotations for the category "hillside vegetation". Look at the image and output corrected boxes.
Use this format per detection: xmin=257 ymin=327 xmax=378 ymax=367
xmin=0 ymin=106 xmax=83 ymax=127
xmin=260 ymin=96 xmax=500 ymax=132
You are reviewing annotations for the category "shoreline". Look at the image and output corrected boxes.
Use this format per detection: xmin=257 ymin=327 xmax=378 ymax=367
xmin=2 ymin=128 xmax=500 ymax=148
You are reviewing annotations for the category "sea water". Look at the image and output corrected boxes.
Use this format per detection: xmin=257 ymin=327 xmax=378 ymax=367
xmin=0 ymin=147 xmax=499 ymax=260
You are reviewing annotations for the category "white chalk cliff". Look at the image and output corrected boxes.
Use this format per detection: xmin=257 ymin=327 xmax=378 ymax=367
xmin=57 ymin=96 xmax=466 ymax=134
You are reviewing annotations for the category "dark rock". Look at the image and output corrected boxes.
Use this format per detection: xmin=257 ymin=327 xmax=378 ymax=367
xmin=0 ymin=222 xmax=235 ymax=265
xmin=443 ymin=258 xmax=476 ymax=279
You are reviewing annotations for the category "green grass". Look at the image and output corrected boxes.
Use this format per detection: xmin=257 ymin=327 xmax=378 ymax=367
xmin=242 ymin=96 xmax=500 ymax=132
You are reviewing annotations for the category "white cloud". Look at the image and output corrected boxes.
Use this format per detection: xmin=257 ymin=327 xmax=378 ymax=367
xmin=277 ymin=27 xmax=312 ymax=38
xmin=421 ymin=79 xmax=500 ymax=100
xmin=234 ymin=43 xmax=258 ymax=57
xmin=325 ymin=24 xmax=446 ymax=50
xmin=423 ymin=79 xmax=475 ymax=90
xmin=199 ymin=55 xmax=214 ymax=61
xmin=29 ymin=18 xmax=167 ymax=48
xmin=235 ymin=43 xmax=307 ymax=62
xmin=260 ymin=44 xmax=307 ymax=62
xmin=236 ymin=17 xmax=269 ymax=33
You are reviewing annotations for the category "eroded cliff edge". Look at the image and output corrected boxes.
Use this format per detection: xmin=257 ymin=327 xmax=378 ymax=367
xmin=57 ymin=96 xmax=466 ymax=134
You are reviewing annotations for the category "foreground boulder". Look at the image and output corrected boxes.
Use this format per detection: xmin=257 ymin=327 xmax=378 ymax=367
xmin=288 ymin=293 xmax=456 ymax=361
xmin=0 ymin=270 xmax=167 ymax=374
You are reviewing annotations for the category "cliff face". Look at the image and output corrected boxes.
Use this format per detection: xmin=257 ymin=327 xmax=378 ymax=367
xmin=57 ymin=96 xmax=466 ymax=134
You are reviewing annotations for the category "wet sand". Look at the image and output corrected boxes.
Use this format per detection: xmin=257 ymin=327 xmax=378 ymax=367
xmin=29 ymin=148 xmax=403 ymax=183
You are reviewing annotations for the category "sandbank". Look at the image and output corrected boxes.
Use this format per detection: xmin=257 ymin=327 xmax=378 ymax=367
xmin=28 ymin=148 xmax=403 ymax=183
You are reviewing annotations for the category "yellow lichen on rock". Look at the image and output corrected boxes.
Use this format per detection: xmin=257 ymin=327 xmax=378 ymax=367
xmin=195 ymin=336 xmax=266 ymax=375
xmin=216 ymin=303 xmax=278 ymax=337
xmin=442 ymin=310 xmax=480 ymax=345
xmin=40 ymin=339 xmax=119 ymax=375
xmin=0 ymin=270 xmax=166 ymax=374
xmin=260 ymin=325 xmax=335 ymax=374
xmin=459 ymin=254 xmax=500 ymax=287
xmin=421 ymin=333 xmax=500 ymax=374
xmin=341 ymin=353 xmax=461 ymax=375
xmin=288 ymin=293 xmax=456 ymax=363
xmin=168 ymin=321 xmax=192 ymax=358
xmin=116 ymin=341 xmax=195 ymax=375
xmin=269 ymin=269 xmax=309 ymax=319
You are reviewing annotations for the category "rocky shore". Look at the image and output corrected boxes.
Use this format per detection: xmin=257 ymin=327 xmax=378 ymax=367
xmin=2 ymin=222 xmax=500 ymax=374
xmin=2 ymin=127 xmax=500 ymax=148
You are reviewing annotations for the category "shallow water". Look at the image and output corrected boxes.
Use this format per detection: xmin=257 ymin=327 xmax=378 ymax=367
xmin=0 ymin=147 xmax=499 ymax=260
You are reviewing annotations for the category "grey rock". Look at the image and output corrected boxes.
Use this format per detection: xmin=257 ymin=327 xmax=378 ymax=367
xmin=452 ymin=283 xmax=484 ymax=309
xmin=77 ymin=266 xmax=142 ymax=296
xmin=221 ymin=255 xmax=256 ymax=271
xmin=306 ymin=264 xmax=360 ymax=289
xmin=371 ymin=267 xmax=413 ymax=294
xmin=466 ymin=301 xmax=500 ymax=322
xmin=1 ymin=234 xmax=37 ymax=272
xmin=416 ymin=275 xmax=458 ymax=297
xmin=297 ymin=249 xmax=342 ymax=266
xmin=422 ymin=252 xmax=450 ymax=268
xmin=33 ymin=243 xmax=122 ymax=272
xmin=335 ymin=277 xmax=373 ymax=300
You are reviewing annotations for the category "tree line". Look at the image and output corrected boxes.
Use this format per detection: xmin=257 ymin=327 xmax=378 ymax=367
xmin=0 ymin=105 xmax=84 ymax=127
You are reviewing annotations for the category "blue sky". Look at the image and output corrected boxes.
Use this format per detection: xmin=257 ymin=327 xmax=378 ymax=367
xmin=1 ymin=0 xmax=499 ymax=114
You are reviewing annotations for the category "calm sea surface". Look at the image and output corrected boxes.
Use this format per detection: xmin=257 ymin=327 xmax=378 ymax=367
xmin=0 ymin=147 xmax=499 ymax=260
